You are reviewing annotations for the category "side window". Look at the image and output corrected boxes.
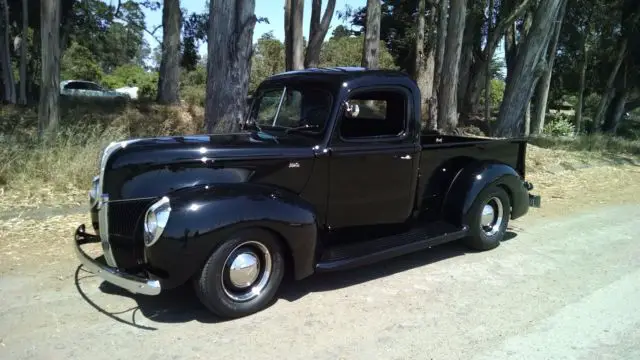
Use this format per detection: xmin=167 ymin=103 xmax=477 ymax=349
xmin=339 ymin=89 xmax=407 ymax=139
xmin=84 ymin=82 xmax=103 ymax=91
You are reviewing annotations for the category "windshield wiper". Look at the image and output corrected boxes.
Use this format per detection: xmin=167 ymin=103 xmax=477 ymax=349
xmin=284 ymin=124 xmax=320 ymax=134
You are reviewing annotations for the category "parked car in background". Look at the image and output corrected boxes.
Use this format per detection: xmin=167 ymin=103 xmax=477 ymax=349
xmin=60 ymin=80 xmax=130 ymax=100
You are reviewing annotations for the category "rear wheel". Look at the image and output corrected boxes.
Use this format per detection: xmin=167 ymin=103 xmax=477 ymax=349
xmin=194 ymin=228 xmax=285 ymax=319
xmin=462 ymin=185 xmax=511 ymax=251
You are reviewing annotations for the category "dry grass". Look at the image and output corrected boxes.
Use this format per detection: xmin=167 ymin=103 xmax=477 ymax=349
xmin=0 ymin=102 xmax=204 ymax=212
xmin=529 ymin=134 xmax=640 ymax=156
xmin=526 ymin=144 xmax=639 ymax=175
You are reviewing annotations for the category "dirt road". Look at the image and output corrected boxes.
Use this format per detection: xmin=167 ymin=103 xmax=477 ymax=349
xmin=1 ymin=165 xmax=639 ymax=360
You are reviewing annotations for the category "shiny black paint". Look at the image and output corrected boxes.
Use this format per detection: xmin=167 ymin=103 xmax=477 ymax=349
xmin=103 ymin=133 xmax=317 ymax=201
xmin=89 ymin=68 xmax=536 ymax=289
xmin=441 ymin=161 xmax=530 ymax=227
xmin=144 ymin=183 xmax=318 ymax=288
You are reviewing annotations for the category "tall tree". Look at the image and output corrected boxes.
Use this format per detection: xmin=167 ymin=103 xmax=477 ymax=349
xmin=458 ymin=0 xmax=534 ymax=121
xmin=0 ymin=0 xmax=16 ymax=104
xmin=361 ymin=0 xmax=381 ymax=69
xmin=18 ymin=0 xmax=28 ymax=105
xmin=438 ymin=0 xmax=466 ymax=132
xmin=305 ymin=0 xmax=337 ymax=68
xmin=494 ymin=0 xmax=565 ymax=137
xmin=157 ymin=0 xmax=182 ymax=104
xmin=484 ymin=0 xmax=495 ymax=129
xmin=430 ymin=0 xmax=449 ymax=131
xmin=592 ymin=1 xmax=640 ymax=130
xmin=530 ymin=0 xmax=567 ymax=134
xmin=284 ymin=0 xmax=304 ymax=70
xmin=39 ymin=0 xmax=61 ymax=137
xmin=413 ymin=0 xmax=435 ymax=126
xmin=206 ymin=0 xmax=256 ymax=133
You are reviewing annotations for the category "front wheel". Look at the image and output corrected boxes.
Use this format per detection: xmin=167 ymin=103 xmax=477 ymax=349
xmin=462 ymin=185 xmax=511 ymax=251
xmin=194 ymin=228 xmax=285 ymax=319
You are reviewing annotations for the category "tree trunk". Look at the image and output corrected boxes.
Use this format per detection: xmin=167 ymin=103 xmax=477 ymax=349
xmin=461 ymin=0 xmax=532 ymax=122
xmin=0 ymin=0 xmax=16 ymax=104
xmin=304 ymin=0 xmax=336 ymax=68
xmin=361 ymin=0 xmax=381 ymax=69
xmin=284 ymin=0 xmax=292 ymax=70
xmin=530 ymin=0 xmax=566 ymax=135
xmin=602 ymin=63 xmax=628 ymax=134
xmin=574 ymin=36 xmax=588 ymax=134
xmin=602 ymin=90 xmax=627 ymax=134
xmin=592 ymin=41 xmax=627 ymax=130
xmin=206 ymin=0 xmax=257 ymax=133
xmin=285 ymin=0 xmax=304 ymax=71
xmin=38 ymin=0 xmax=61 ymax=137
xmin=483 ymin=0 xmax=494 ymax=131
xmin=494 ymin=0 xmax=564 ymax=138
xmin=157 ymin=0 xmax=182 ymax=104
xmin=456 ymin=9 xmax=477 ymax=114
xmin=438 ymin=0 xmax=466 ymax=133
xmin=413 ymin=0 xmax=435 ymax=126
xmin=430 ymin=0 xmax=449 ymax=131
xmin=18 ymin=0 xmax=27 ymax=105
xmin=501 ymin=0 xmax=522 ymax=79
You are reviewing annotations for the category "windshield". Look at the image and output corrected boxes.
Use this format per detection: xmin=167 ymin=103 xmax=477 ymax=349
xmin=247 ymin=85 xmax=333 ymax=133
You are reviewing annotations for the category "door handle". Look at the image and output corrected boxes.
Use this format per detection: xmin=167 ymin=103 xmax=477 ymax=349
xmin=397 ymin=154 xmax=412 ymax=160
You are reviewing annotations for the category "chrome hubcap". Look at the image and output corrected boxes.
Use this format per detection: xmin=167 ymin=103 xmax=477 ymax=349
xmin=228 ymin=252 xmax=260 ymax=288
xmin=480 ymin=197 xmax=504 ymax=236
xmin=222 ymin=241 xmax=272 ymax=302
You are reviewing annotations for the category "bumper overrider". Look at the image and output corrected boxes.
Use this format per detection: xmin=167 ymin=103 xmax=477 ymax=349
xmin=73 ymin=224 xmax=161 ymax=295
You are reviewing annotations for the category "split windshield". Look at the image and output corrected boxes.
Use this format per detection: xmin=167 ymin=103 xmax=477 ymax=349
xmin=247 ymin=85 xmax=333 ymax=133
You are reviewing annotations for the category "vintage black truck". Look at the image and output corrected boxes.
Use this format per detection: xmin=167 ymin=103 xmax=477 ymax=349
xmin=74 ymin=67 xmax=541 ymax=319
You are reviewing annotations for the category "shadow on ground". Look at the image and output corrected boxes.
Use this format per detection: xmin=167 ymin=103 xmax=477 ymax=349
xmin=74 ymin=231 xmax=518 ymax=329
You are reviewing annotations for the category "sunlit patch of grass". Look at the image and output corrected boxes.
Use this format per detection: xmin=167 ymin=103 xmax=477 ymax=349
xmin=529 ymin=134 xmax=640 ymax=156
xmin=0 ymin=101 xmax=204 ymax=211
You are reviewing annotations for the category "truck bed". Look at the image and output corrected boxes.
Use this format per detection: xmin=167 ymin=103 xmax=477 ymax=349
xmin=416 ymin=133 xmax=528 ymax=219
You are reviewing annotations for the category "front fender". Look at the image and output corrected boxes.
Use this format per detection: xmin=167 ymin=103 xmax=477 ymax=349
xmin=144 ymin=183 xmax=318 ymax=289
xmin=442 ymin=161 xmax=529 ymax=227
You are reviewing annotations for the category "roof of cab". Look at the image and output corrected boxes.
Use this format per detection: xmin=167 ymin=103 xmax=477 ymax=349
xmin=266 ymin=67 xmax=410 ymax=81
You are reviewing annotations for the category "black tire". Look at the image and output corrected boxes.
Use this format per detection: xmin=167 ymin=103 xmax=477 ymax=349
xmin=462 ymin=184 xmax=511 ymax=251
xmin=193 ymin=228 xmax=285 ymax=319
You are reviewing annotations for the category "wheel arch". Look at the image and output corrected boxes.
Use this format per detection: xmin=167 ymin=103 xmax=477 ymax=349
xmin=442 ymin=161 xmax=529 ymax=227
xmin=144 ymin=183 xmax=319 ymax=290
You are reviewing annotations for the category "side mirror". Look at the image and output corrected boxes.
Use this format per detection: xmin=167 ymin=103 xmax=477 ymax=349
xmin=344 ymin=101 xmax=360 ymax=118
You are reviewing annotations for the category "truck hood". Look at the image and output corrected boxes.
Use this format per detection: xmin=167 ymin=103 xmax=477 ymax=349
xmin=101 ymin=131 xmax=319 ymax=201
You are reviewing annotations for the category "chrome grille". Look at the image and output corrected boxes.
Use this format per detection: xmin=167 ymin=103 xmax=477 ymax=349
xmin=95 ymin=138 xmax=142 ymax=268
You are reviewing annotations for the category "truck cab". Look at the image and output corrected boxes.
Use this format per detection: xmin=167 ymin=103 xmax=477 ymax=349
xmin=74 ymin=67 xmax=540 ymax=319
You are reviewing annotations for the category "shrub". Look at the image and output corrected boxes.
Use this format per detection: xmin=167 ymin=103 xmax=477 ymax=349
xmin=543 ymin=113 xmax=575 ymax=136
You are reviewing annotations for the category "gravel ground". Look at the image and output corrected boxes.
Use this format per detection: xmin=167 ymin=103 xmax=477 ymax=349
xmin=1 ymin=166 xmax=639 ymax=360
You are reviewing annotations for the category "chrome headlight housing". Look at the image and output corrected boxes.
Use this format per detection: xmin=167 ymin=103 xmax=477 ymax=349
xmin=144 ymin=196 xmax=171 ymax=247
xmin=89 ymin=175 xmax=100 ymax=207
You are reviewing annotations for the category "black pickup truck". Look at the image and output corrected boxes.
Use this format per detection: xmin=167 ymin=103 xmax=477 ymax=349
xmin=74 ymin=67 xmax=540 ymax=319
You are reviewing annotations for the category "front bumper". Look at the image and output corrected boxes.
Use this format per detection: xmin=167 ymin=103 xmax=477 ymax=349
xmin=74 ymin=224 xmax=161 ymax=296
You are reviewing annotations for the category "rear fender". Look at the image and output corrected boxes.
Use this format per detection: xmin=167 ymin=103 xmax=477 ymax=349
xmin=144 ymin=183 xmax=318 ymax=289
xmin=442 ymin=161 xmax=529 ymax=227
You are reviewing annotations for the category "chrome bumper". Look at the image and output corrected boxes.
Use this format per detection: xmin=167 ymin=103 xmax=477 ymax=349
xmin=74 ymin=224 xmax=161 ymax=296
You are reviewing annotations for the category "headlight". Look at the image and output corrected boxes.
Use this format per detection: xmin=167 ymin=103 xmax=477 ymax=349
xmin=144 ymin=196 xmax=171 ymax=247
xmin=89 ymin=175 xmax=99 ymax=206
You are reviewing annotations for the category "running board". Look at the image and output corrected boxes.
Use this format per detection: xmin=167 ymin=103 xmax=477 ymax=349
xmin=316 ymin=222 xmax=468 ymax=272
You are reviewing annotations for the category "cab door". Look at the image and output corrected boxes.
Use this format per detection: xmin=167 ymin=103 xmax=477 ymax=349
xmin=326 ymin=86 xmax=419 ymax=229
